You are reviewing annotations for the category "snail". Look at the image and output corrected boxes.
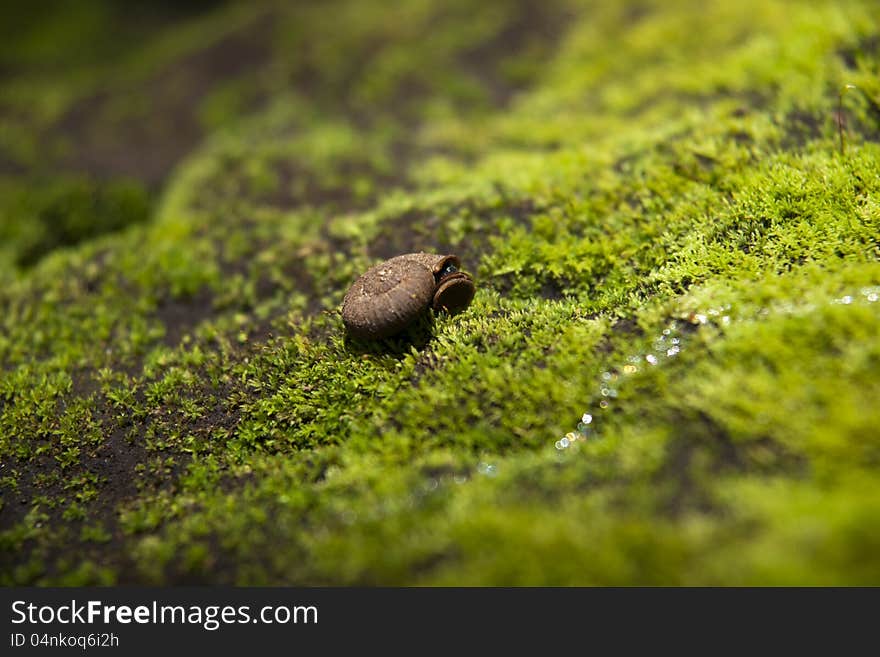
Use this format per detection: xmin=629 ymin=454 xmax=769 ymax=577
xmin=342 ymin=253 xmax=475 ymax=339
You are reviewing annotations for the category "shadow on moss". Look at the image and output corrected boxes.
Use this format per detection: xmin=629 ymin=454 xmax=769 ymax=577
xmin=343 ymin=312 xmax=437 ymax=357
xmin=10 ymin=177 xmax=151 ymax=268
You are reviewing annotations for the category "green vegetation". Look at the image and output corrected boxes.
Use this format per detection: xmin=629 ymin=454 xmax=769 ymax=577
xmin=1 ymin=0 xmax=879 ymax=585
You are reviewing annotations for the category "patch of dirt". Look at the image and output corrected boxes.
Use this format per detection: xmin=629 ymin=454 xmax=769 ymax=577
xmin=728 ymin=129 xmax=754 ymax=145
xmin=657 ymin=410 xmax=806 ymax=517
xmin=54 ymin=13 xmax=276 ymax=189
xmin=487 ymin=271 xmax=571 ymax=301
xmin=458 ymin=0 xmax=576 ymax=107
xmin=780 ymin=109 xmax=828 ymax=150
xmin=538 ymin=280 xmax=568 ymax=301
xmin=0 ymin=355 xmax=262 ymax=583
xmin=782 ymin=93 xmax=880 ymax=152
xmin=838 ymin=34 xmax=880 ymax=70
xmin=594 ymin=316 xmax=645 ymax=355
xmin=155 ymin=287 xmax=216 ymax=348
xmin=611 ymin=317 xmax=643 ymax=336
xmin=70 ymin=368 xmax=101 ymax=399
xmin=0 ymin=153 xmax=26 ymax=176
xmin=0 ymin=396 xmax=164 ymax=580
xmin=837 ymin=86 xmax=880 ymax=145
xmin=261 ymin=159 xmax=406 ymax=214
xmin=622 ymin=3 xmax=654 ymax=25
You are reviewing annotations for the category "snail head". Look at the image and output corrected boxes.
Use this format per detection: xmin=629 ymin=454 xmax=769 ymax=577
xmin=431 ymin=255 xmax=475 ymax=313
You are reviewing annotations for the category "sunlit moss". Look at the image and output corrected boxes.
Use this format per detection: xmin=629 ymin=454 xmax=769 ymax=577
xmin=1 ymin=0 xmax=879 ymax=585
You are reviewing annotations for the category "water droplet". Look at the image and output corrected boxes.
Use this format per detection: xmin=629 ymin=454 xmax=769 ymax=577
xmin=599 ymin=400 xmax=609 ymax=409
xmin=560 ymin=436 xmax=570 ymax=448
xmin=662 ymin=329 xmax=671 ymax=336
xmin=842 ymin=295 xmax=853 ymax=305
xmin=667 ymin=345 xmax=680 ymax=357
xmin=623 ymin=364 xmax=638 ymax=374
xmin=555 ymin=440 xmax=563 ymax=450
xmin=577 ymin=422 xmax=592 ymax=436
xmin=869 ymin=293 xmax=879 ymax=303
xmin=582 ymin=413 xmax=593 ymax=425
xmin=645 ymin=354 xmax=657 ymax=365
xmin=601 ymin=371 xmax=612 ymax=381
xmin=600 ymin=387 xmax=610 ymax=396
xmin=722 ymin=316 xmax=731 ymax=325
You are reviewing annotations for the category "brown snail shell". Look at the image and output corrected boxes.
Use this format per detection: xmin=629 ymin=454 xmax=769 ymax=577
xmin=342 ymin=253 xmax=475 ymax=339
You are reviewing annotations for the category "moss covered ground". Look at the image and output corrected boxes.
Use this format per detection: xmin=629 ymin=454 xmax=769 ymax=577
xmin=1 ymin=0 xmax=879 ymax=585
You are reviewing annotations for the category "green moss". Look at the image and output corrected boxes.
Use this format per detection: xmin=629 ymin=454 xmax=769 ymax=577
xmin=0 ymin=176 xmax=152 ymax=268
xmin=1 ymin=0 xmax=880 ymax=585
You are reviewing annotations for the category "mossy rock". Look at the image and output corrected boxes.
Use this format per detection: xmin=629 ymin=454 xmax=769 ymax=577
xmin=1 ymin=0 xmax=880 ymax=585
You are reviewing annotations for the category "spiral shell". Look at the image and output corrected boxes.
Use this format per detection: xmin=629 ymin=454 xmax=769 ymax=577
xmin=342 ymin=253 xmax=475 ymax=339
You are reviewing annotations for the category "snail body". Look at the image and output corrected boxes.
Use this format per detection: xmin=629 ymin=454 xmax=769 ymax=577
xmin=342 ymin=253 xmax=475 ymax=339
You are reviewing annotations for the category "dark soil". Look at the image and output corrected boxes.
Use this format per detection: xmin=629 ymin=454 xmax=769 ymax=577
xmin=55 ymin=12 xmax=276 ymax=189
